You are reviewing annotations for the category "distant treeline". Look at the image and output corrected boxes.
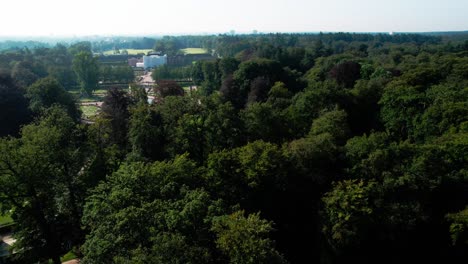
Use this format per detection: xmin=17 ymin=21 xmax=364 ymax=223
xmin=2 ymin=31 xmax=468 ymax=54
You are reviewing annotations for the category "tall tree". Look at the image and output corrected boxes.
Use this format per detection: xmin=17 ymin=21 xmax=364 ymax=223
xmin=0 ymin=107 xmax=87 ymax=264
xmin=211 ymin=210 xmax=287 ymax=264
xmin=26 ymin=77 xmax=81 ymax=121
xmin=72 ymin=51 xmax=99 ymax=96
xmin=101 ymin=88 xmax=131 ymax=149
xmin=155 ymin=80 xmax=184 ymax=98
xmin=0 ymin=73 xmax=32 ymax=137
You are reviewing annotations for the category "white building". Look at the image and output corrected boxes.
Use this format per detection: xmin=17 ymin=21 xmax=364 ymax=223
xmin=142 ymin=54 xmax=167 ymax=69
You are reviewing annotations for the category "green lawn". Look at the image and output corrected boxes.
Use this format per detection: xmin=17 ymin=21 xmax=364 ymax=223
xmin=68 ymin=90 xmax=80 ymax=95
xmin=93 ymin=90 xmax=109 ymax=96
xmin=182 ymin=86 xmax=196 ymax=93
xmin=61 ymin=251 xmax=78 ymax=262
xmin=103 ymin=49 xmax=153 ymax=56
xmin=0 ymin=214 xmax=13 ymax=227
xmin=79 ymin=96 xmax=103 ymax=103
xmin=181 ymin=48 xmax=209 ymax=55
xmin=80 ymin=105 xmax=99 ymax=118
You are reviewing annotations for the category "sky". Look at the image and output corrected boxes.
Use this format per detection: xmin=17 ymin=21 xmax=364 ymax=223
xmin=0 ymin=0 xmax=467 ymax=36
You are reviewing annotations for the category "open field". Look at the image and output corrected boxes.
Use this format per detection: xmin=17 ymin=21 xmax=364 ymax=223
xmin=80 ymin=105 xmax=99 ymax=118
xmin=180 ymin=48 xmax=209 ymax=54
xmin=103 ymin=49 xmax=153 ymax=56
xmin=79 ymin=94 xmax=105 ymax=102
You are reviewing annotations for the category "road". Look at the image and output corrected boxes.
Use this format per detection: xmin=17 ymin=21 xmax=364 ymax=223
xmin=139 ymin=72 xmax=155 ymax=84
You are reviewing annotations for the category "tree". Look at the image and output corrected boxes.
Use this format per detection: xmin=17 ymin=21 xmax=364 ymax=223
xmin=26 ymin=77 xmax=81 ymax=121
xmin=211 ymin=211 xmax=287 ymax=264
xmin=242 ymin=102 xmax=290 ymax=143
xmin=11 ymin=61 xmax=40 ymax=88
xmin=247 ymin=76 xmax=271 ymax=104
xmin=308 ymin=108 xmax=350 ymax=144
xmin=81 ymin=155 xmax=217 ymax=263
xmin=266 ymin=82 xmax=292 ymax=110
xmin=155 ymin=80 xmax=184 ymax=98
xmin=218 ymin=57 xmax=240 ymax=79
xmin=233 ymin=59 xmax=283 ymax=106
xmin=206 ymin=141 xmax=287 ymax=212
xmin=0 ymin=107 xmax=87 ymax=264
xmin=329 ymin=61 xmax=361 ymax=88
xmin=128 ymin=103 xmax=164 ymax=161
xmin=129 ymin=84 xmax=148 ymax=105
xmin=0 ymin=73 xmax=31 ymax=137
xmin=101 ymin=88 xmax=131 ymax=148
xmin=73 ymin=51 xmax=99 ymax=96
xmin=321 ymin=179 xmax=377 ymax=252
xmin=68 ymin=41 xmax=92 ymax=55
xmin=220 ymin=74 xmax=243 ymax=109
xmin=200 ymin=61 xmax=222 ymax=96
xmin=170 ymin=113 xmax=206 ymax=163
xmin=379 ymin=81 xmax=427 ymax=141
xmin=204 ymin=100 xmax=244 ymax=153
xmin=447 ymin=207 xmax=468 ymax=246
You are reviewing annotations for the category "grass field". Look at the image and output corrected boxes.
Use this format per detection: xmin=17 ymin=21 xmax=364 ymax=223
xmin=0 ymin=214 xmax=13 ymax=227
xmin=79 ymin=95 xmax=104 ymax=103
xmin=80 ymin=105 xmax=99 ymax=118
xmin=103 ymin=49 xmax=153 ymax=56
xmin=181 ymin=48 xmax=209 ymax=55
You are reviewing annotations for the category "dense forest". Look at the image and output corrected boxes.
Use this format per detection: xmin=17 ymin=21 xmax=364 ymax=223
xmin=0 ymin=32 xmax=467 ymax=263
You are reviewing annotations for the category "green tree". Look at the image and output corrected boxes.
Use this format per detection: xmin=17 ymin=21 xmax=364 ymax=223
xmin=309 ymin=108 xmax=349 ymax=144
xmin=101 ymin=88 xmax=131 ymax=149
xmin=26 ymin=77 xmax=80 ymax=120
xmin=11 ymin=61 xmax=40 ymax=88
xmin=211 ymin=210 xmax=287 ymax=264
xmin=128 ymin=103 xmax=164 ymax=161
xmin=0 ymin=107 xmax=87 ymax=264
xmin=321 ymin=179 xmax=377 ymax=252
xmin=242 ymin=102 xmax=290 ymax=143
xmin=72 ymin=51 xmax=99 ymax=96
xmin=447 ymin=207 xmax=468 ymax=246
xmin=204 ymin=100 xmax=244 ymax=153
xmin=81 ymin=155 xmax=217 ymax=263
xmin=0 ymin=73 xmax=32 ymax=136
xmin=206 ymin=141 xmax=287 ymax=210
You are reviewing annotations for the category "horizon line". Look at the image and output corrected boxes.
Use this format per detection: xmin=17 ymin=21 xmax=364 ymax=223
xmin=1 ymin=29 xmax=467 ymax=39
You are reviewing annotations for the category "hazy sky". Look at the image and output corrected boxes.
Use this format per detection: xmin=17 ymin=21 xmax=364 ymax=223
xmin=1 ymin=0 xmax=467 ymax=36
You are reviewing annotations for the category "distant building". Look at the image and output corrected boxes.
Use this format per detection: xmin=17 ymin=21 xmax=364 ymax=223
xmin=148 ymin=51 xmax=163 ymax=56
xmin=142 ymin=54 xmax=167 ymax=69
xmin=128 ymin=57 xmax=142 ymax=67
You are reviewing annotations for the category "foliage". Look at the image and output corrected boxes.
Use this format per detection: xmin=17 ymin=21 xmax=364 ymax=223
xmin=81 ymin=155 xmax=218 ymax=263
xmin=1 ymin=32 xmax=468 ymax=264
xmin=26 ymin=77 xmax=80 ymax=120
xmin=72 ymin=51 xmax=99 ymax=96
xmin=447 ymin=207 xmax=468 ymax=246
xmin=211 ymin=210 xmax=287 ymax=264
xmin=0 ymin=73 xmax=31 ymax=137
xmin=101 ymin=87 xmax=131 ymax=148
xmin=156 ymin=80 xmax=185 ymax=97
xmin=0 ymin=107 xmax=88 ymax=264
xmin=321 ymin=179 xmax=377 ymax=250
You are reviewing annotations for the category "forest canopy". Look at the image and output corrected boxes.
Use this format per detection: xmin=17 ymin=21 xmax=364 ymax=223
xmin=0 ymin=32 xmax=467 ymax=264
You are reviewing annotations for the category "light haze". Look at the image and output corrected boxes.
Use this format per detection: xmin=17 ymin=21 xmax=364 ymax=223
xmin=1 ymin=0 xmax=467 ymax=36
